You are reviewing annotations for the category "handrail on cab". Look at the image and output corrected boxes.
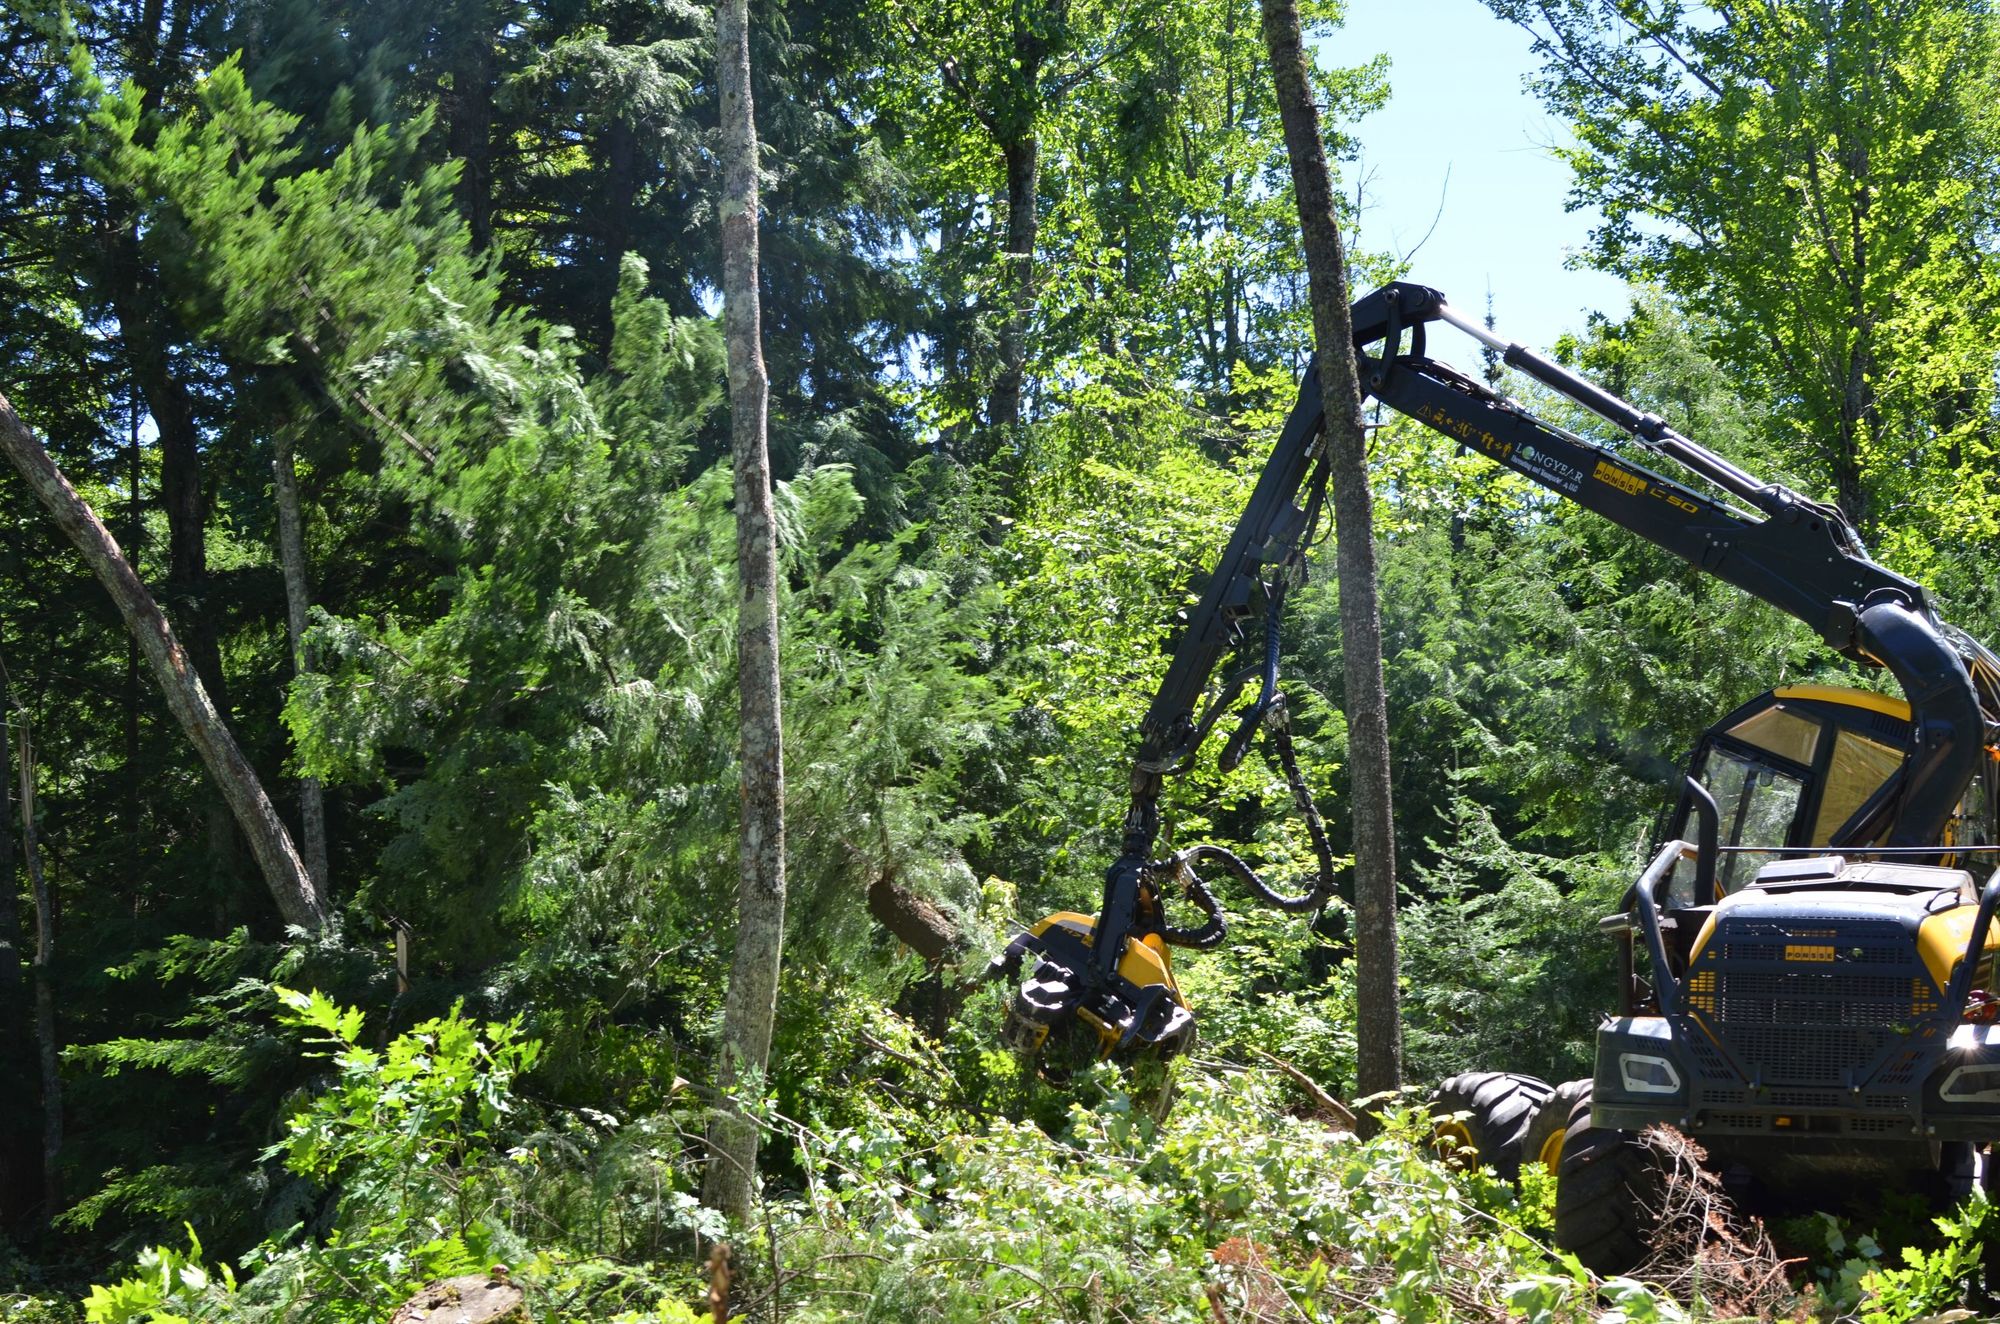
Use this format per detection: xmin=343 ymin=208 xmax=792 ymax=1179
xmin=1598 ymin=839 xmax=1694 ymax=1018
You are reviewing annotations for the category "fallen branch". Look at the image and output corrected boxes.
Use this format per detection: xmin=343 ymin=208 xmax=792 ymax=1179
xmin=1252 ymin=1049 xmax=1357 ymax=1130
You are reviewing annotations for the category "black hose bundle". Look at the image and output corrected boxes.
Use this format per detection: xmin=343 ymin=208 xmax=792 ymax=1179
xmin=1154 ymin=693 xmax=1340 ymax=949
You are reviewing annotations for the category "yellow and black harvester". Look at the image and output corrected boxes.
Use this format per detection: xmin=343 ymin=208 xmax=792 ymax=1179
xmin=994 ymin=282 xmax=2000 ymax=1271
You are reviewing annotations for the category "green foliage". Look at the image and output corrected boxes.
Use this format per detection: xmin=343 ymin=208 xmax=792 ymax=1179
xmin=1174 ymin=904 xmax=1357 ymax=1090
xmin=71 ymin=996 xmax=529 ymax=1324
xmin=82 ymin=1231 xmax=236 ymax=1324
xmin=21 ymin=4 xmax=2000 ymax=1322
xmin=1400 ymin=795 xmax=1626 ymax=1084
xmin=1489 ymin=0 xmax=2000 ymax=587
xmin=1785 ymin=1198 xmax=1999 ymax=1320
xmin=81 ymin=1006 xmax=1665 ymax=1324
xmin=780 ymin=1070 xmax=1611 ymax=1322
xmin=270 ymin=987 xmax=538 ymax=1229
xmin=58 ymin=932 xmax=389 ymax=1251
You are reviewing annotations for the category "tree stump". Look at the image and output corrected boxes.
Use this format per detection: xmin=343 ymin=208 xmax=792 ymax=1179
xmin=389 ymin=1271 xmax=527 ymax=1324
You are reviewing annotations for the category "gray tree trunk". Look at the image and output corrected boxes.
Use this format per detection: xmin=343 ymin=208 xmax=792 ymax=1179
xmin=16 ymin=707 xmax=59 ymax=1217
xmin=1258 ymin=0 xmax=1402 ymax=1118
xmin=987 ymin=135 xmax=1039 ymax=442
xmin=272 ymin=435 xmax=330 ymax=891
xmin=0 ymin=387 xmax=331 ymax=933
xmin=702 ymin=0 xmax=787 ymax=1225
xmin=0 ymin=697 xmax=14 ymax=1002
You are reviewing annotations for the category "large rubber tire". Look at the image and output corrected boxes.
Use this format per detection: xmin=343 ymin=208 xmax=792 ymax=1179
xmin=1429 ymin=1071 xmax=1553 ymax=1182
xmin=1552 ymin=1084 xmax=1668 ymax=1276
xmin=1521 ymin=1078 xmax=1592 ymax=1175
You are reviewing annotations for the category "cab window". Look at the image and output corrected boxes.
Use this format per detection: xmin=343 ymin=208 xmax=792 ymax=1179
xmin=1945 ymin=764 xmax=1997 ymax=852
xmin=1724 ymin=706 xmax=1821 ymax=768
xmin=1813 ymin=727 xmax=1905 ymax=842
xmin=1698 ymin=745 xmax=1807 ymax=894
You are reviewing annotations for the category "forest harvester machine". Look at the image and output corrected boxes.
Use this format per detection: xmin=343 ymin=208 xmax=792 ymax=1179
xmin=989 ymin=281 xmax=2000 ymax=1271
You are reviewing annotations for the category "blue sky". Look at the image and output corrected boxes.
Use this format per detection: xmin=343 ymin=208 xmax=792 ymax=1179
xmin=1318 ymin=0 xmax=1631 ymax=352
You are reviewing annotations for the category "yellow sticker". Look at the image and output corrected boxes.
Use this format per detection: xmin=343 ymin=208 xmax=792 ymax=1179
xmin=1785 ymin=944 xmax=1836 ymax=962
xmin=1593 ymin=459 xmax=1647 ymax=496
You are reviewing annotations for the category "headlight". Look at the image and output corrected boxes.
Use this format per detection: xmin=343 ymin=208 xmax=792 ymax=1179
xmin=1619 ymin=1052 xmax=1683 ymax=1095
xmin=1939 ymin=1064 xmax=2000 ymax=1103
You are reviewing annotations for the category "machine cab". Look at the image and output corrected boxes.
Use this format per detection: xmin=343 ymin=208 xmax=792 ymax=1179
xmin=1662 ymin=684 xmax=1999 ymax=902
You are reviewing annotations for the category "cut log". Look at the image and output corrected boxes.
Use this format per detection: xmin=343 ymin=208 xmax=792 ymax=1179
xmin=867 ymin=872 xmax=961 ymax=963
xmin=389 ymin=1272 xmax=526 ymax=1324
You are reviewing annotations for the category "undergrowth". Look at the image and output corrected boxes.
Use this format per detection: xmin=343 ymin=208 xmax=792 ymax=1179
xmin=22 ymin=988 xmax=2000 ymax=1323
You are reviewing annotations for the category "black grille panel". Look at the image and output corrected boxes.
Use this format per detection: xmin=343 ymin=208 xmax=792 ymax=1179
xmin=1699 ymin=916 xmax=1937 ymax=1088
xmin=1718 ymin=972 xmax=1910 ymax=1027
xmin=1705 ymin=1112 xmax=1766 ymax=1131
xmin=1768 ymin=1088 xmax=1842 ymax=1108
xmin=1721 ymin=942 xmax=1904 ymax=964
xmin=1877 ymin=1051 xmax=1925 ymax=1087
xmin=1721 ymin=1024 xmax=1899 ymax=1085
xmin=1687 ymin=1034 xmax=1733 ymax=1082
xmin=1850 ymin=1116 xmax=1908 ymax=1134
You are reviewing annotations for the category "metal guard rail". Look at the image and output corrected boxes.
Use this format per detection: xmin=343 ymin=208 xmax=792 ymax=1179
xmin=1597 ymin=839 xmax=1693 ymax=1018
xmin=1603 ymin=850 xmax=2000 ymax=1026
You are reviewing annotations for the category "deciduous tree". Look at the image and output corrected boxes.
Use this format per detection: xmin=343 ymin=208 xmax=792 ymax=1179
xmin=1260 ymin=0 xmax=1401 ymax=1113
xmin=703 ymin=0 xmax=786 ymax=1223
xmin=1487 ymin=0 xmax=2000 ymax=579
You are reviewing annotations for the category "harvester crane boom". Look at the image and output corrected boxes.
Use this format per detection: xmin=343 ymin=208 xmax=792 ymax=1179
xmin=1349 ymin=282 xmax=1994 ymax=852
xmin=997 ymin=280 xmax=2000 ymax=1073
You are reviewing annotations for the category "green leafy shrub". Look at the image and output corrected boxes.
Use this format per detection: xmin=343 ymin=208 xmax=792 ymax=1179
xmin=81 ymin=1232 xmax=236 ymax=1324
xmin=774 ymin=1067 xmax=1625 ymax=1322
xmin=1799 ymin=1197 xmax=1998 ymax=1321
xmin=271 ymin=987 xmax=539 ymax=1237
xmin=213 ymin=991 xmax=545 ymax=1324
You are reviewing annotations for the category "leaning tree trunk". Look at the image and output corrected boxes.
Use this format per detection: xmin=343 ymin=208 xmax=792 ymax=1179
xmin=702 ymin=0 xmax=787 ymax=1225
xmin=0 ymin=388 xmax=331 ymax=933
xmin=272 ymin=429 xmax=330 ymax=891
xmin=15 ymin=704 xmax=59 ymax=1218
xmin=1259 ymin=0 xmax=1402 ymax=1119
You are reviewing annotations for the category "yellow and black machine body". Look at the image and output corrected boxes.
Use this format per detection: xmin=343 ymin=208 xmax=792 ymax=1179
xmin=1340 ymin=283 xmax=2000 ymax=1168
xmin=1589 ymin=680 xmax=2000 ymax=1153
xmin=1002 ymin=280 xmax=2000 ymax=1164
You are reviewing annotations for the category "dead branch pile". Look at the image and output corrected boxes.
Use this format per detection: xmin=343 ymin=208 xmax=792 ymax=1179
xmin=1630 ymin=1126 xmax=1802 ymax=1319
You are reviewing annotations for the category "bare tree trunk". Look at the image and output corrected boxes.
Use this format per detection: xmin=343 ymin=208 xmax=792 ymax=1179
xmin=15 ymin=707 xmax=59 ymax=1218
xmin=0 ymin=387 xmax=331 ymax=933
xmin=272 ymin=433 xmax=330 ymax=892
xmin=447 ymin=3 xmax=497 ymax=252
xmin=127 ymin=385 xmax=143 ymax=850
xmin=702 ymin=0 xmax=787 ymax=1225
xmin=1259 ymin=0 xmax=1401 ymax=1120
xmin=109 ymin=248 xmax=241 ymax=879
xmin=0 ymin=708 xmax=27 ymax=1226
xmin=986 ymin=135 xmax=1039 ymax=447
xmin=0 ymin=704 xmax=14 ymax=1003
